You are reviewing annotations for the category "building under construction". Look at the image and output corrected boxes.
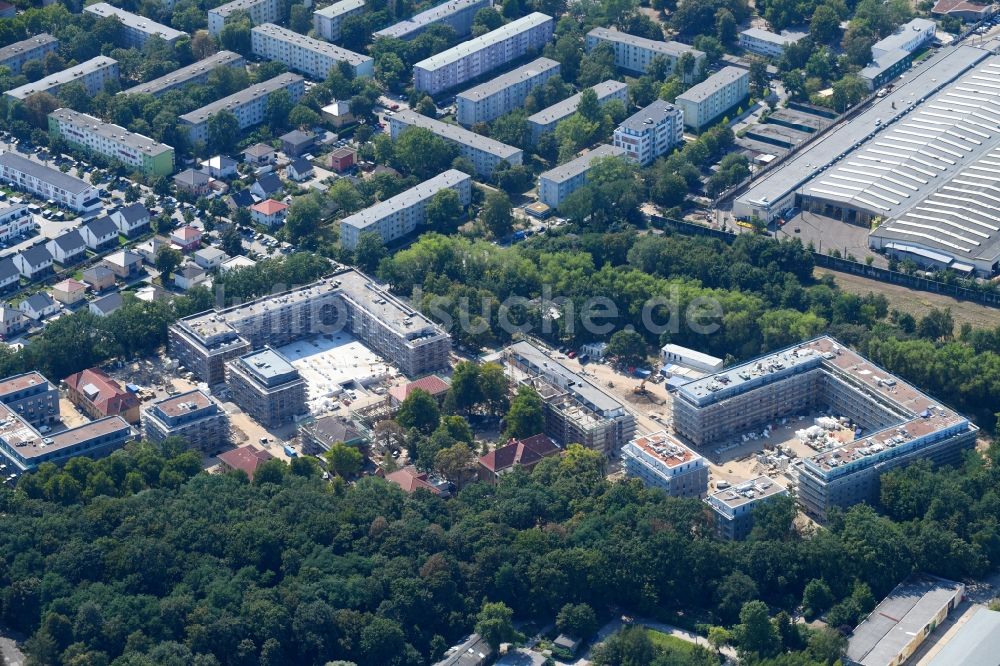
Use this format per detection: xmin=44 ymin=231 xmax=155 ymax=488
xmin=504 ymin=341 xmax=636 ymax=456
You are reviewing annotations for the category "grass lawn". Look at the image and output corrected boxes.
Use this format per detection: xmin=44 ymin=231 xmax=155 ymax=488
xmin=645 ymin=630 xmax=720 ymax=664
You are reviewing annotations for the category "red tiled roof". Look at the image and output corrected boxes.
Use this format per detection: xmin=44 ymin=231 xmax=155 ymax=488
xmin=385 ymin=466 xmax=440 ymax=494
xmin=52 ymin=278 xmax=86 ymax=293
xmin=173 ymin=226 xmax=201 ymax=241
xmin=390 ymin=375 xmax=450 ymax=403
xmin=218 ymin=445 xmax=274 ymax=479
xmin=63 ymin=368 xmax=139 ymax=418
xmin=251 ymin=199 xmax=288 ymax=215
xmin=932 ymin=0 xmax=989 ymax=14
xmin=479 ymin=434 xmax=560 ymax=474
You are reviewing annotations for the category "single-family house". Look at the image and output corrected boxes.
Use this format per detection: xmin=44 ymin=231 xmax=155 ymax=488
xmin=220 ymin=255 xmax=256 ymax=273
xmin=51 ymin=278 xmax=88 ymax=305
xmin=328 ymin=147 xmax=356 ymax=173
xmin=0 ymin=306 xmax=27 ymax=338
xmin=89 ymin=291 xmax=123 ymax=317
xmin=193 ymin=247 xmax=229 ymax=270
xmin=101 ymin=250 xmax=143 ymax=279
xmin=64 ymin=367 xmax=141 ymax=424
xmin=321 ymin=100 xmax=354 ymax=127
xmin=174 ymin=264 xmax=208 ymax=290
xmin=135 ymin=236 xmax=169 ymax=264
xmin=170 ymin=225 xmax=202 ymax=252
xmin=135 ymin=284 xmax=169 ymax=303
xmin=218 ymin=444 xmax=274 ymax=480
xmin=173 ymin=168 xmax=211 ymax=196
xmin=280 ymin=129 xmax=316 ymax=157
xmin=251 ymin=173 xmax=283 ymax=200
xmin=243 ymin=143 xmax=275 ymax=167
xmin=286 ymin=157 xmax=314 ymax=182
xmin=383 ymin=466 xmax=449 ymax=495
xmin=110 ymin=203 xmax=151 ymax=237
xmin=226 ymin=189 xmax=254 ymax=210
xmin=81 ymin=265 xmax=116 ymax=292
xmin=199 ymin=155 xmax=238 ymax=179
xmin=19 ymin=292 xmax=59 ymax=320
xmin=0 ymin=258 xmax=20 ymax=291
xmin=14 ymin=245 xmax=53 ymax=279
xmin=250 ymin=199 xmax=288 ymax=227
xmin=46 ymin=229 xmax=87 ymax=265
xmin=79 ymin=216 xmax=119 ymax=251
xmin=477 ymin=434 xmax=561 ymax=484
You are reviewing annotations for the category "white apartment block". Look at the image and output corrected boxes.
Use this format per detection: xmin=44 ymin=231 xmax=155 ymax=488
xmin=738 ymin=27 xmax=807 ymax=58
xmin=675 ymin=66 xmax=749 ymax=131
xmin=0 ymin=34 xmax=59 ymax=75
xmin=585 ymin=27 xmax=705 ymax=81
xmin=5 ymin=56 xmax=119 ymax=102
xmin=340 ymin=169 xmax=472 ymax=250
xmin=537 ymin=144 xmax=625 ymax=208
xmin=612 ymin=99 xmax=683 ymax=166
xmin=179 ymin=73 xmax=305 ymax=145
xmin=388 ymin=110 xmax=522 ymax=176
xmin=252 ymin=23 xmax=374 ymax=79
xmin=0 ymin=152 xmax=101 ymax=213
xmin=0 ymin=205 xmax=34 ymax=242
xmin=527 ymin=79 xmax=628 ymax=143
xmin=83 ymin=3 xmax=186 ymax=48
xmin=208 ymin=0 xmax=284 ymax=36
xmin=374 ymin=0 xmax=491 ymax=41
xmin=313 ymin=0 xmax=365 ymax=42
xmin=456 ymin=57 xmax=560 ymax=126
xmin=121 ymin=51 xmax=246 ymax=97
xmin=48 ymin=108 xmax=175 ymax=178
xmin=871 ymin=18 xmax=936 ymax=59
xmin=413 ymin=12 xmax=554 ymax=95
xmin=622 ymin=431 xmax=708 ymax=499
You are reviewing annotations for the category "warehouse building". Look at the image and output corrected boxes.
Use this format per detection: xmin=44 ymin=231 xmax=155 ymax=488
xmin=179 ymin=73 xmax=305 ymax=145
xmin=375 ymin=0 xmax=490 ymax=40
xmin=738 ymin=27 xmax=807 ymax=58
xmin=388 ymin=110 xmax=522 ymax=176
xmin=251 ymin=23 xmax=374 ymax=79
xmin=612 ymin=99 xmax=684 ymax=165
xmin=5 ymin=56 xmax=119 ymax=101
xmin=48 ymin=108 xmax=175 ymax=178
xmin=0 ymin=152 xmax=101 ymax=213
xmin=413 ymin=12 xmax=554 ymax=95
xmin=585 ymin=27 xmax=705 ymax=81
xmin=675 ymin=66 xmax=749 ymax=131
xmin=83 ymin=3 xmax=186 ymax=47
xmin=208 ymin=0 xmax=283 ymax=35
xmin=0 ymin=34 xmax=58 ymax=75
xmin=226 ymin=347 xmax=307 ymax=427
xmin=121 ymin=51 xmax=245 ymax=97
xmin=313 ymin=0 xmax=366 ymax=42
xmin=340 ymin=169 xmax=472 ymax=250
xmin=623 ymin=430 xmax=708 ymax=498
xmin=925 ymin=607 xmax=1000 ymax=666
xmin=704 ymin=476 xmax=789 ymax=539
xmin=456 ymin=57 xmax=561 ymax=126
xmin=143 ymin=389 xmax=230 ymax=454
xmin=527 ymin=79 xmax=628 ymax=143
xmin=537 ymin=144 xmax=625 ymax=208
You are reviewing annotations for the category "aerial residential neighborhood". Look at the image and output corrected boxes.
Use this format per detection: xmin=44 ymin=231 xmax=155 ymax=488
xmin=0 ymin=0 xmax=999 ymax=665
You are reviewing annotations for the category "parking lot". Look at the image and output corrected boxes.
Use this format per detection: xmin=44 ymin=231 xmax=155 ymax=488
xmin=776 ymin=210 xmax=886 ymax=267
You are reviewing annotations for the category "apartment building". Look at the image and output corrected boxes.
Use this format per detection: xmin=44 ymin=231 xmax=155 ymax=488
xmin=0 ymin=371 xmax=58 ymax=427
xmin=64 ymin=367 xmax=140 ymax=424
xmin=585 ymin=27 xmax=705 ymax=80
xmin=738 ymin=27 xmax=807 ymax=58
xmin=413 ymin=12 xmax=554 ymax=95
xmin=48 ymin=108 xmax=175 ymax=178
xmin=612 ymin=99 xmax=683 ymax=165
xmin=0 ymin=152 xmax=101 ymax=213
xmin=0 ymin=34 xmax=58 ymax=75
xmin=871 ymin=18 xmax=936 ymax=59
xmin=537 ymin=144 xmax=625 ymax=208
xmin=83 ymin=3 xmax=185 ymax=48
xmin=169 ymin=268 xmax=451 ymax=384
xmin=704 ymin=476 xmax=789 ymax=539
xmin=505 ymin=341 xmax=636 ymax=456
xmin=313 ymin=0 xmax=366 ymax=42
xmin=0 ymin=204 xmax=33 ymax=243
xmin=675 ymin=66 xmax=749 ymax=131
xmin=226 ymin=347 xmax=307 ymax=427
xmin=208 ymin=0 xmax=283 ymax=35
xmin=5 ymin=56 xmax=119 ymax=102
xmin=623 ymin=430 xmax=708 ymax=498
xmin=526 ymin=79 xmax=628 ymax=143
xmin=456 ymin=58 xmax=560 ymax=126
xmin=340 ymin=169 xmax=472 ymax=250
xmin=120 ymin=51 xmax=245 ymax=97
xmin=375 ymin=0 xmax=490 ymax=40
xmin=179 ymin=73 xmax=305 ymax=145
xmin=388 ymin=110 xmax=522 ymax=176
xmin=251 ymin=23 xmax=374 ymax=80
xmin=143 ymin=389 xmax=230 ymax=453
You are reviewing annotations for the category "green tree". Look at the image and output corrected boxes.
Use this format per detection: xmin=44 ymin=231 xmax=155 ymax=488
xmin=811 ymin=4 xmax=841 ymax=43
xmin=155 ymin=247 xmax=182 ymax=278
xmin=285 ymin=193 xmax=322 ymax=244
xmin=208 ymin=110 xmax=240 ymax=153
xmin=266 ymin=89 xmax=293 ymax=133
xmin=734 ymin=601 xmax=780 ymax=659
xmin=433 ymin=442 xmax=474 ymax=481
xmin=802 ymin=579 xmax=834 ymax=619
xmin=504 ymin=385 xmax=544 ymax=439
xmin=481 ymin=190 xmax=513 ymax=239
xmin=396 ymin=388 xmax=441 ymax=434
xmin=607 ymin=329 xmax=647 ymax=366
xmin=324 ymin=443 xmax=363 ymax=477
xmin=556 ymin=603 xmax=598 ymax=639
xmin=354 ymin=231 xmax=387 ymax=273
xmin=425 ymin=188 xmax=464 ymax=234
xmin=394 ymin=127 xmax=457 ymax=178
xmin=475 ymin=602 xmax=515 ymax=650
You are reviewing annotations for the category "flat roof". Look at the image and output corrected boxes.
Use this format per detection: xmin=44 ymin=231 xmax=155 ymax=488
xmin=457 ymin=58 xmax=560 ymax=102
xmin=121 ymin=51 xmax=244 ymax=96
xmin=873 ymin=18 xmax=936 ymax=54
xmin=210 ymin=0 xmax=271 ymax=18
xmin=627 ymin=429 xmax=702 ymax=468
xmin=507 ymin=340 xmax=625 ymax=413
xmin=391 ymin=110 xmax=521 ymax=158
xmin=5 ymin=56 xmax=117 ymax=100
xmin=0 ymin=33 xmax=57 ymax=64
xmin=587 ymin=26 xmax=704 ymax=60
xmin=314 ymin=0 xmax=365 ymax=19
xmin=736 ymin=44 xmax=991 ymax=215
xmin=83 ymin=3 xmax=185 ymax=41
xmin=149 ymin=389 xmax=215 ymax=418
xmin=707 ymin=475 xmax=786 ymax=509
xmin=661 ymin=343 xmax=723 ymax=366
xmin=677 ymin=66 xmax=747 ymax=103
xmin=252 ymin=23 xmax=372 ymax=68
xmin=617 ymin=99 xmax=680 ymax=132
xmin=179 ymin=72 xmax=303 ymax=125
xmin=926 ymin=607 xmax=1000 ymax=666
xmin=740 ymin=27 xmax=807 ymax=45
xmin=847 ymin=575 xmax=964 ymax=666
xmin=527 ymin=79 xmax=627 ymax=127
xmin=375 ymin=0 xmax=487 ymax=38
xmin=341 ymin=169 xmax=470 ymax=231
xmin=0 ymin=372 xmax=51 ymax=397
xmin=413 ymin=12 xmax=552 ymax=71
xmin=539 ymin=144 xmax=625 ymax=184
xmin=0 ymin=151 xmax=94 ymax=195
xmin=50 ymin=108 xmax=173 ymax=156
xmin=235 ymin=347 xmax=300 ymax=384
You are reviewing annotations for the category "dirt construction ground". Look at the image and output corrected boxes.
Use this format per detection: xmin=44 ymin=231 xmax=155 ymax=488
xmin=816 ymin=268 xmax=1000 ymax=330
